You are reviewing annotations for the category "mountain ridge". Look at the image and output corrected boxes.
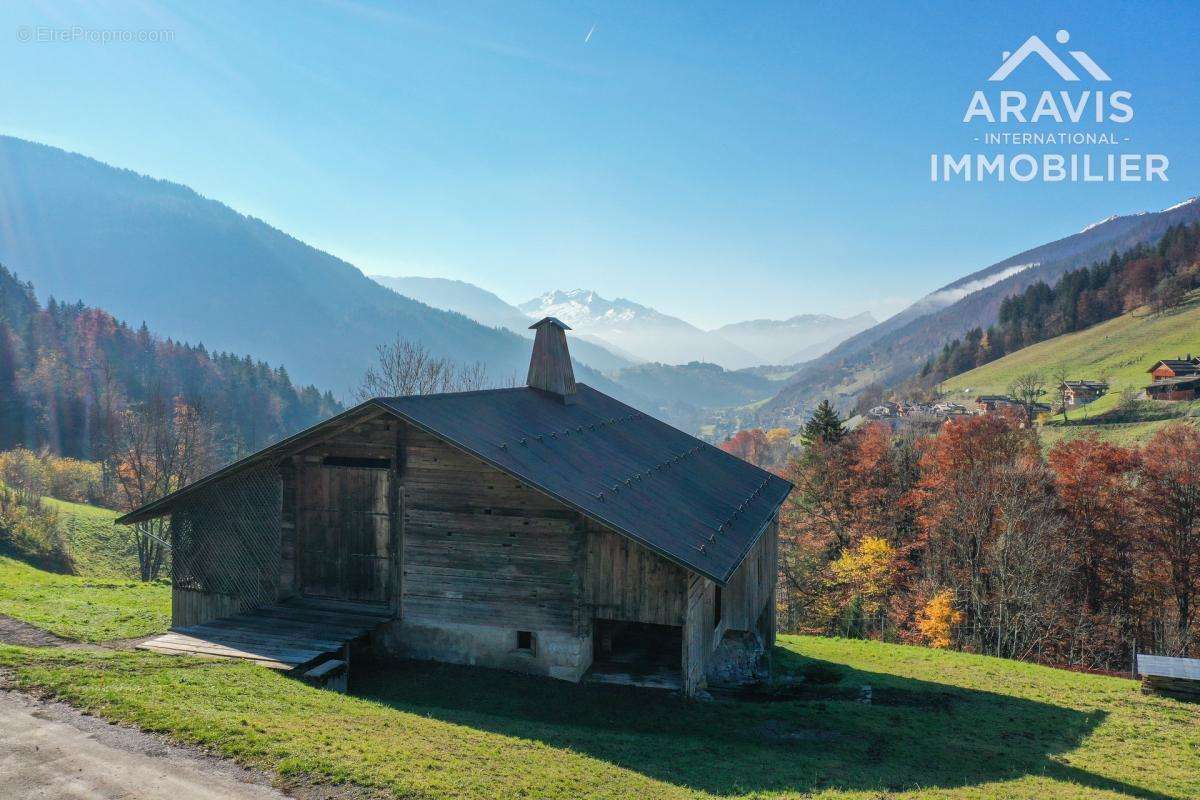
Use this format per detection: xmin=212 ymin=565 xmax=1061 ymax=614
xmin=763 ymin=197 xmax=1200 ymax=423
xmin=369 ymin=275 xmax=632 ymax=372
xmin=0 ymin=136 xmax=547 ymax=397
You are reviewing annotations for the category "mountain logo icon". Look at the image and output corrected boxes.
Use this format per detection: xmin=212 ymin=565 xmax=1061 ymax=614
xmin=989 ymin=30 xmax=1110 ymax=82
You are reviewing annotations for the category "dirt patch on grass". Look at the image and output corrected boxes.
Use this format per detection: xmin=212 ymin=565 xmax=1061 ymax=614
xmin=0 ymin=614 xmax=100 ymax=649
xmin=0 ymin=613 xmax=153 ymax=651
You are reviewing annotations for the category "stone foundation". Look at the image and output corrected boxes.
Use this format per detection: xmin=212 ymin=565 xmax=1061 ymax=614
xmin=706 ymin=629 xmax=769 ymax=687
xmin=373 ymin=619 xmax=593 ymax=682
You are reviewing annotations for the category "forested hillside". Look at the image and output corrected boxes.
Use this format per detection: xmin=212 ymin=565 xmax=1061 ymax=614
xmin=0 ymin=264 xmax=340 ymax=463
xmin=922 ymin=222 xmax=1200 ymax=385
xmin=0 ymin=136 xmax=537 ymax=395
xmin=763 ymin=199 xmax=1200 ymax=423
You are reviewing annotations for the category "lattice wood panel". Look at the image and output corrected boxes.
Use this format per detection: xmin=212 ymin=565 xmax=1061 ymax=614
xmin=171 ymin=465 xmax=282 ymax=609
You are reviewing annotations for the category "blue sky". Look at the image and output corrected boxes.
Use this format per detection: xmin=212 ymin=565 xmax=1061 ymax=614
xmin=0 ymin=1 xmax=1196 ymax=327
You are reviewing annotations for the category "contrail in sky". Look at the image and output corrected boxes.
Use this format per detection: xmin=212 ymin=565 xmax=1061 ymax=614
xmin=585 ymin=24 xmax=596 ymax=43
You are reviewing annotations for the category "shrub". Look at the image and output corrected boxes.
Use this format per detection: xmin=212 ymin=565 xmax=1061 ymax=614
xmin=0 ymin=448 xmax=104 ymax=504
xmin=0 ymin=484 xmax=73 ymax=572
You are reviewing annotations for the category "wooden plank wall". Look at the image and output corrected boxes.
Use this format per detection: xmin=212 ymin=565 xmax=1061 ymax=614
xmin=681 ymin=574 xmax=712 ymax=696
xmin=583 ymin=518 xmax=688 ymax=627
xmin=172 ymin=587 xmax=248 ymax=628
xmin=680 ymin=515 xmax=779 ymax=696
xmin=401 ymin=427 xmax=583 ymax=632
xmin=719 ymin=516 xmax=778 ymax=639
xmin=288 ymin=415 xmax=398 ymax=606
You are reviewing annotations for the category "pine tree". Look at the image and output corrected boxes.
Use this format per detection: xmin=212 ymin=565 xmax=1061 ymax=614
xmin=801 ymin=400 xmax=845 ymax=447
xmin=0 ymin=326 xmax=20 ymax=449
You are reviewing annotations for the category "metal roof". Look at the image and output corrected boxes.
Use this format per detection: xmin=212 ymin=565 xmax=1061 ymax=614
xmin=119 ymin=384 xmax=792 ymax=585
xmin=1147 ymin=359 xmax=1200 ymax=374
xmin=1147 ymin=374 xmax=1200 ymax=387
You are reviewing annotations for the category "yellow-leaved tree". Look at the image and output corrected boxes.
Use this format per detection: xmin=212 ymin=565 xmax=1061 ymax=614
xmin=917 ymin=589 xmax=963 ymax=649
xmin=827 ymin=536 xmax=896 ymax=638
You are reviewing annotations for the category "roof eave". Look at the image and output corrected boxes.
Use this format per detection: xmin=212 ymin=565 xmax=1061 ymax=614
xmin=115 ymin=400 xmax=392 ymax=525
xmin=116 ymin=387 xmax=793 ymax=584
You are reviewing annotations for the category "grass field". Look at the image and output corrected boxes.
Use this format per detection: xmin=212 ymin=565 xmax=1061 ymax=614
xmin=0 ymin=554 xmax=169 ymax=641
xmin=1 ymin=636 xmax=1195 ymax=800
xmin=1 ymin=499 xmax=1196 ymax=798
xmin=40 ymin=495 xmax=141 ymax=579
xmin=941 ymin=297 xmax=1200 ymax=446
xmin=0 ymin=484 xmax=171 ymax=641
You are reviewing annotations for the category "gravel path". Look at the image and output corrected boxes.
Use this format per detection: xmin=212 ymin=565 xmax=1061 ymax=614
xmin=0 ymin=686 xmax=290 ymax=799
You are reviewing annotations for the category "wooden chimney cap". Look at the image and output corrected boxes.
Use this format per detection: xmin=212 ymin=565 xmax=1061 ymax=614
xmin=527 ymin=317 xmax=577 ymax=402
xmin=529 ymin=316 xmax=572 ymax=331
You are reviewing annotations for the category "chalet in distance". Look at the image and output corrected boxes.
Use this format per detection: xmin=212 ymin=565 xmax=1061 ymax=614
xmin=1146 ymin=356 xmax=1200 ymax=401
xmin=1058 ymin=380 xmax=1109 ymax=407
xmin=973 ymin=394 xmax=1020 ymax=414
xmin=118 ymin=319 xmax=791 ymax=696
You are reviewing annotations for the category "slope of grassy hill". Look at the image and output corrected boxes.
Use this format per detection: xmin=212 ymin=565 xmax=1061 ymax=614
xmin=941 ymin=296 xmax=1200 ymax=446
xmin=0 ymin=635 xmax=1195 ymax=799
xmin=40 ymin=496 xmax=140 ymax=580
xmin=0 ymin=488 xmax=168 ymax=640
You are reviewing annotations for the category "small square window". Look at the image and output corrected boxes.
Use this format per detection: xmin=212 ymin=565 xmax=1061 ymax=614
xmin=516 ymin=630 xmax=534 ymax=651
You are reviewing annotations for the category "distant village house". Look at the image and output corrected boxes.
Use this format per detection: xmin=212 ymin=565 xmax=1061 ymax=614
xmin=1058 ymin=380 xmax=1109 ymax=407
xmin=1146 ymin=355 xmax=1200 ymax=401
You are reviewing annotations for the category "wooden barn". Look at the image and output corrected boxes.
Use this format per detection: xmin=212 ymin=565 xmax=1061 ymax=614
xmin=1147 ymin=357 xmax=1200 ymax=380
xmin=118 ymin=318 xmax=791 ymax=696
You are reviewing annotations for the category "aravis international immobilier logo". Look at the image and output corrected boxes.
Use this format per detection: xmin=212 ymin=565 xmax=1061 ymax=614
xmin=931 ymin=29 xmax=1168 ymax=183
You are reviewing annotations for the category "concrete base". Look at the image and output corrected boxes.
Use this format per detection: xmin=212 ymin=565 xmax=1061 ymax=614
xmin=374 ymin=619 xmax=593 ymax=683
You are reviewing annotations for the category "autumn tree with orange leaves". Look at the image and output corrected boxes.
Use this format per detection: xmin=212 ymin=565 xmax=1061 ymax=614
xmin=1137 ymin=424 xmax=1200 ymax=655
xmin=1048 ymin=437 xmax=1142 ymax=667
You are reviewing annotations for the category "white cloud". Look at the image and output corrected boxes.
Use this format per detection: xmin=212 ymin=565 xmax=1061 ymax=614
xmin=920 ymin=262 xmax=1038 ymax=309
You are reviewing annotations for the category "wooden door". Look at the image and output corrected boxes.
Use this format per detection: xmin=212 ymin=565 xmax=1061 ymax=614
xmin=298 ymin=464 xmax=392 ymax=605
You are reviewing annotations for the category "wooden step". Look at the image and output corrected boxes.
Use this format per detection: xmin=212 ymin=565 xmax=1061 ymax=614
xmin=305 ymin=659 xmax=347 ymax=679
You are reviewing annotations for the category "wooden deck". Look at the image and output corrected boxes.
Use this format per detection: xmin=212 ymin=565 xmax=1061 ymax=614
xmin=138 ymin=600 xmax=391 ymax=671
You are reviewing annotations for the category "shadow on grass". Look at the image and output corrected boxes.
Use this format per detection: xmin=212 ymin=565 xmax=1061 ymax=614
xmin=352 ymin=647 xmax=1175 ymax=799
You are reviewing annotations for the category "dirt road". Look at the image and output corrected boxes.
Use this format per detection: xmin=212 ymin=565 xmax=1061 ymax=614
xmin=0 ymin=688 xmax=288 ymax=799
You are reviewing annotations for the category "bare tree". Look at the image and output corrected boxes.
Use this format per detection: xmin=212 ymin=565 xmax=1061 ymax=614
xmin=1008 ymin=372 xmax=1046 ymax=424
xmin=113 ymin=390 xmax=215 ymax=581
xmin=986 ymin=465 xmax=1069 ymax=661
xmin=355 ymin=338 xmax=499 ymax=401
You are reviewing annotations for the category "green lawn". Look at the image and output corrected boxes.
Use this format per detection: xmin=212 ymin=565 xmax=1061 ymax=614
xmin=1 ymin=635 xmax=1195 ymax=799
xmin=0 ymin=554 xmax=169 ymax=641
xmin=41 ymin=495 xmax=142 ymax=579
xmin=941 ymin=297 xmax=1200 ymax=446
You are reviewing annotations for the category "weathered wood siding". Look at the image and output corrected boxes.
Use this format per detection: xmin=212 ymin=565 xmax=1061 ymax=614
xmin=287 ymin=414 xmax=399 ymax=608
xmin=680 ymin=515 xmax=779 ymax=695
xmin=171 ymin=587 xmax=248 ymax=628
xmin=719 ymin=516 xmax=777 ymax=642
xmin=583 ymin=518 xmax=688 ymax=627
xmin=681 ymin=574 xmax=712 ymax=695
xmin=400 ymin=427 xmax=583 ymax=632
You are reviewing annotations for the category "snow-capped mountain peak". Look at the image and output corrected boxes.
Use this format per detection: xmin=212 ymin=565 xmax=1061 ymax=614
xmin=519 ymin=289 xmax=670 ymax=329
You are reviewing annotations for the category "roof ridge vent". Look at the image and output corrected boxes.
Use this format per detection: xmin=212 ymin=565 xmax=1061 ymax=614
xmin=527 ymin=317 xmax=577 ymax=403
